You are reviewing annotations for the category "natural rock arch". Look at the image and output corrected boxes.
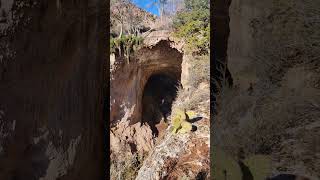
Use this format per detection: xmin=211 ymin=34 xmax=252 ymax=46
xmin=110 ymin=40 xmax=183 ymax=127
xmin=110 ymin=39 xmax=183 ymax=159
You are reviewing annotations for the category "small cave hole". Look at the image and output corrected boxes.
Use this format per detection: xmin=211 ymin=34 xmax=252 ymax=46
xmin=141 ymin=74 xmax=181 ymax=137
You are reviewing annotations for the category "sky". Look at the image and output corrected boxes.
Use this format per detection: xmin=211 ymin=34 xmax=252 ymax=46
xmin=132 ymin=0 xmax=160 ymax=16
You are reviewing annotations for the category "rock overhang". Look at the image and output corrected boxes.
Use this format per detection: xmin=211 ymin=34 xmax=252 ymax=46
xmin=110 ymin=39 xmax=183 ymax=125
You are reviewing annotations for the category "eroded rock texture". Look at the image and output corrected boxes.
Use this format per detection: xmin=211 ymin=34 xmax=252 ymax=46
xmin=110 ymin=29 xmax=210 ymax=179
xmin=213 ymin=0 xmax=320 ymax=179
xmin=110 ymin=39 xmax=182 ymax=124
xmin=0 ymin=1 xmax=106 ymax=179
xmin=110 ymin=34 xmax=183 ymax=157
xmin=136 ymin=117 xmax=210 ymax=180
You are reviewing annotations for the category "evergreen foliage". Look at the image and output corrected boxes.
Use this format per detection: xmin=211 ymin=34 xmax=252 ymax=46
xmin=172 ymin=0 xmax=210 ymax=54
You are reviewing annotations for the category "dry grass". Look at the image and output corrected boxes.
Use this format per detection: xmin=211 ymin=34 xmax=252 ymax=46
xmin=213 ymin=71 xmax=320 ymax=176
xmin=171 ymin=55 xmax=210 ymax=119
xmin=110 ymin=152 xmax=145 ymax=180
xmin=172 ymin=85 xmax=209 ymax=111
xmin=188 ymin=55 xmax=210 ymax=88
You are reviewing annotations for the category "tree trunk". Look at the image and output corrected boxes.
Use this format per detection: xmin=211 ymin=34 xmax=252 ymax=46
xmin=119 ymin=23 xmax=123 ymax=38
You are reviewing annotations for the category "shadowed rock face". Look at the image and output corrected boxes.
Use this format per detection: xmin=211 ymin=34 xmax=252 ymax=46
xmin=211 ymin=0 xmax=233 ymax=116
xmin=141 ymin=73 xmax=180 ymax=136
xmin=267 ymin=174 xmax=310 ymax=180
xmin=0 ymin=1 xmax=106 ymax=179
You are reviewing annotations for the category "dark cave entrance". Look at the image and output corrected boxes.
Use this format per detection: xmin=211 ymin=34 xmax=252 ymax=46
xmin=141 ymin=73 xmax=181 ymax=137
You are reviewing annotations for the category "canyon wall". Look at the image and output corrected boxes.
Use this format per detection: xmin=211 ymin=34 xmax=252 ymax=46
xmin=0 ymin=1 xmax=106 ymax=179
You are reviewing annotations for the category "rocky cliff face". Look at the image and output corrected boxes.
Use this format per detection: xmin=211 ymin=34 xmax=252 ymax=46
xmin=110 ymin=39 xmax=183 ymax=126
xmin=110 ymin=32 xmax=183 ymax=158
xmin=110 ymin=1 xmax=156 ymax=37
xmin=136 ymin=117 xmax=210 ymax=180
xmin=0 ymin=1 xmax=106 ymax=179
xmin=213 ymin=0 xmax=320 ymax=179
xmin=110 ymin=30 xmax=210 ymax=179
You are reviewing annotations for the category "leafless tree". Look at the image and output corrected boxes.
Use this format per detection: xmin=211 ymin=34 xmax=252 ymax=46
xmin=146 ymin=0 xmax=184 ymax=29
xmin=111 ymin=0 xmax=145 ymax=36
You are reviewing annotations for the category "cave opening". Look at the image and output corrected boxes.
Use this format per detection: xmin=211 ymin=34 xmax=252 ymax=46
xmin=141 ymin=73 xmax=181 ymax=137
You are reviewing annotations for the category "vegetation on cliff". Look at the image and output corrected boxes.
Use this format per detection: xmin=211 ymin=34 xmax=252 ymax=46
xmin=110 ymin=0 xmax=155 ymax=62
xmin=172 ymin=0 xmax=210 ymax=54
xmin=110 ymin=35 xmax=144 ymax=63
xmin=110 ymin=0 xmax=210 ymax=179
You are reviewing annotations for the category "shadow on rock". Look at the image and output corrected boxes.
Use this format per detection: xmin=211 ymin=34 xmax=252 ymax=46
xmin=188 ymin=116 xmax=203 ymax=123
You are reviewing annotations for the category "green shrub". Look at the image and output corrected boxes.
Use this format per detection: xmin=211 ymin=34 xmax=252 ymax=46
xmin=110 ymin=152 xmax=144 ymax=180
xmin=172 ymin=0 xmax=210 ymax=54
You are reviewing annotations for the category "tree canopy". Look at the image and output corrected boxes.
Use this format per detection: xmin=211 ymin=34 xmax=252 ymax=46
xmin=172 ymin=0 xmax=210 ymax=54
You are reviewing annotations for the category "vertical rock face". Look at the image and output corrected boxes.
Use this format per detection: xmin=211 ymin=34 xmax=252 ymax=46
xmin=0 ymin=1 xmax=106 ymax=179
xmin=214 ymin=0 xmax=320 ymax=179
xmin=211 ymin=0 xmax=233 ymax=116
xmin=228 ymin=0 xmax=270 ymax=91
xmin=228 ymin=0 xmax=320 ymax=90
